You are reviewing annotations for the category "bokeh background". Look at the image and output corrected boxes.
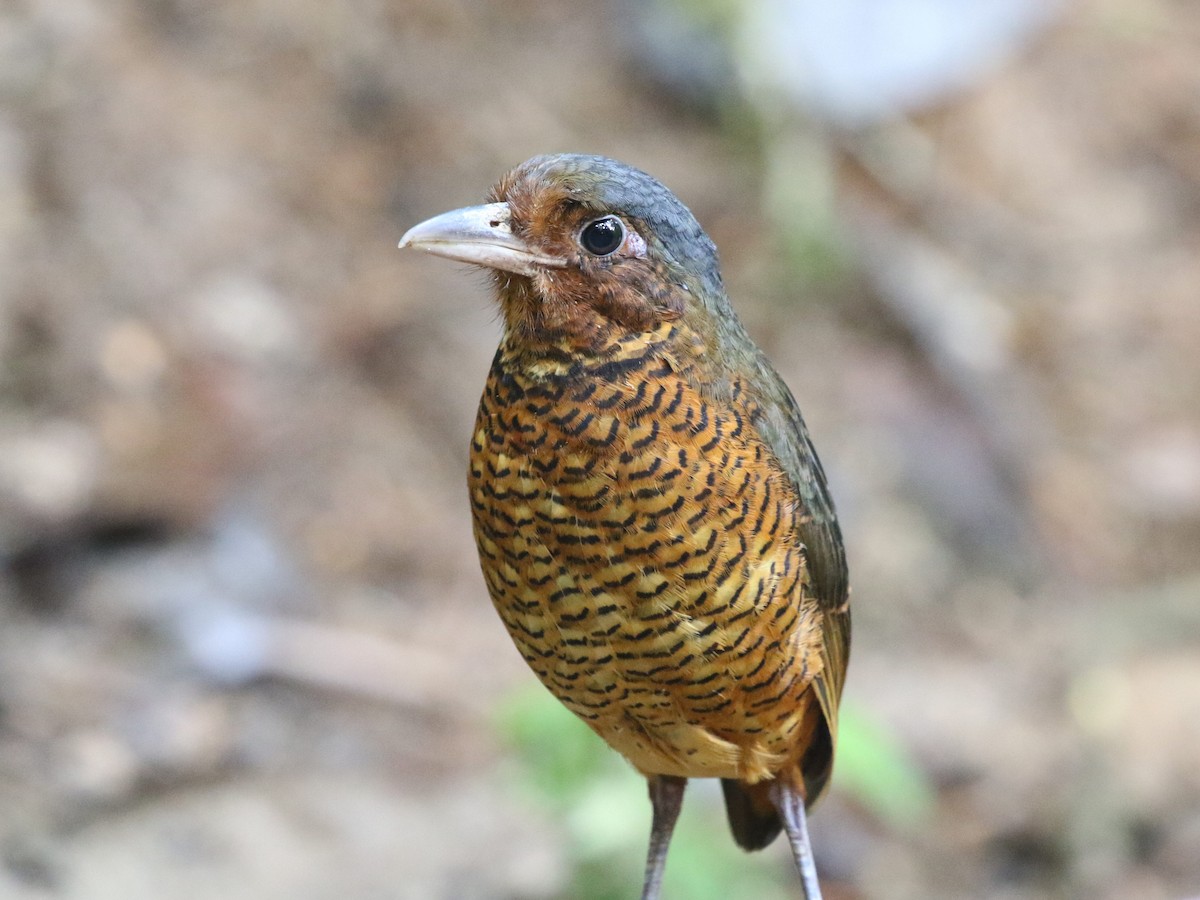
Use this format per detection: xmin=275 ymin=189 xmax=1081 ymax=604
xmin=2 ymin=1 xmax=1199 ymax=898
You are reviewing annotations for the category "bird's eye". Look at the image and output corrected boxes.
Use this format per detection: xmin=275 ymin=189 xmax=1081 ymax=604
xmin=579 ymin=216 xmax=625 ymax=256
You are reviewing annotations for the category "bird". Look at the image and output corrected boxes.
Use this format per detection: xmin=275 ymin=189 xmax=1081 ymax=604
xmin=399 ymin=154 xmax=849 ymax=900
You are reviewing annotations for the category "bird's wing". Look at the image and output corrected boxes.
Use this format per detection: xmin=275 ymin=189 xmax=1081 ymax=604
xmin=751 ymin=361 xmax=848 ymax=614
xmin=751 ymin=359 xmax=851 ymax=796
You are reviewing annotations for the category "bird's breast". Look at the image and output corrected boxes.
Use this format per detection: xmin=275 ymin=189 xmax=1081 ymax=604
xmin=468 ymin=331 xmax=826 ymax=781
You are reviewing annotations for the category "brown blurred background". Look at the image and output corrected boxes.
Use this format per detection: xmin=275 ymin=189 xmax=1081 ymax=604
xmin=2 ymin=1 xmax=1199 ymax=898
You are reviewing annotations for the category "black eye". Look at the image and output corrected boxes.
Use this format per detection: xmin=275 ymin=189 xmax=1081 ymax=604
xmin=579 ymin=216 xmax=625 ymax=256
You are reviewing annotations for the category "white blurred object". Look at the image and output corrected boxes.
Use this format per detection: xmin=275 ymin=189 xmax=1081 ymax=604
xmin=739 ymin=0 xmax=1062 ymax=125
xmin=0 ymin=419 xmax=99 ymax=521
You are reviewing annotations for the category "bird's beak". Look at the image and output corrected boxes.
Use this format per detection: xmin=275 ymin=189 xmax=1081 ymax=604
xmin=399 ymin=202 xmax=567 ymax=276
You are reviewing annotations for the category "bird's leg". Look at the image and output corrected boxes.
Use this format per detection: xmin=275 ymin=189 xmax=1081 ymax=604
xmin=769 ymin=779 xmax=823 ymax=900
xmin=640 ymin=775 xmax=687 ymax=900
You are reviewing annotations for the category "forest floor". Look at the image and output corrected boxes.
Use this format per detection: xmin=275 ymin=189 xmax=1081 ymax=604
xmin=1 ymin=1 xmax=1199 ymax=898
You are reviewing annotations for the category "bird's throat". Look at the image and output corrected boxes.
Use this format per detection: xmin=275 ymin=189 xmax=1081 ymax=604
xmin=494 ymin=267 xmax=689 ymax=357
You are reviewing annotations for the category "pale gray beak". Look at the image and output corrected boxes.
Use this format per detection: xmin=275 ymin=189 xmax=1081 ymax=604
xmin=398 ymin=202 xmax=566 ymax=276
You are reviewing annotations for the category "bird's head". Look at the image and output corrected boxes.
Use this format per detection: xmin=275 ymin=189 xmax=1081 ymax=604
xmin=400 ymin=154 xmax=729 ymax=350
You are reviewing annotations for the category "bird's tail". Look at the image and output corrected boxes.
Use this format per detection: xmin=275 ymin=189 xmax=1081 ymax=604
xmin=721 ymin=709 xmax=836 ymax=851
xmin=720 ymin=779 xmax=781 ymax=851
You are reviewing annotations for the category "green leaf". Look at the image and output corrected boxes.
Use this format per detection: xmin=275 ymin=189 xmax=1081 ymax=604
xmin=493 ymin=683 xmax=614 ymax=809
xmin=834 ymin=702 xmax=936 ymax=828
